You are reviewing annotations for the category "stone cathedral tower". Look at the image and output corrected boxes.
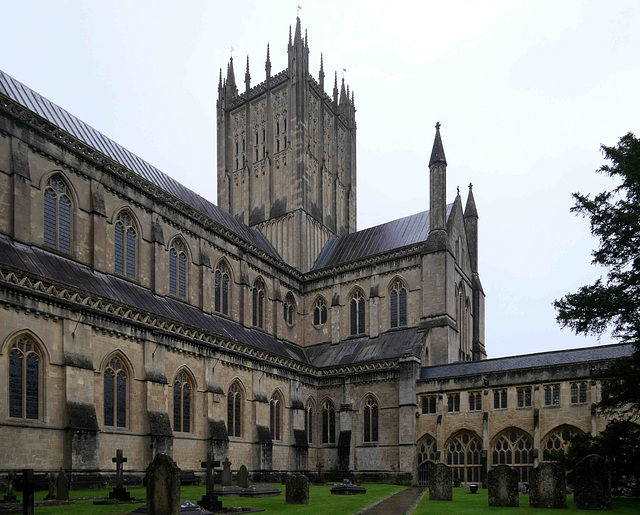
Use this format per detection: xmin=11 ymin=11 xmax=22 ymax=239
xmin=217 ymin=18 xmax=357 ymax=272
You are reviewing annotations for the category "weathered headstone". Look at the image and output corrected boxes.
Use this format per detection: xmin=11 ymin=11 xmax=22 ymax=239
xmin=22 ymin=469 xmax=35 ymax=515
xmin=109 ymin=449 xmax=132 ymax=501
xmin=429 ymin=463 xmax=452 ymax=501
xmin=44 ymin=473 xmax=56 ymax=500
xmin=197 ymin=451 xmax=223 ymax=512
xmin=56 ymin=468 xmax=69 ymax=501
xmin=145 ymin=453 xmax=181 ymax=515
xmin=3 ymin=471 xmax=17 ymax=502
xmin=237 ymin=465 xmax=249 ymax=489
xmin=575 ymin=454 xmax=611 ymax=510
xmin=529 ymin=462 xmax=567 ymax=509
xmin=221 ymin=457 xmax=232 ymax=487
xmin=286 ymin=474 xmax=309 ymax=504
xmin=488 ymin=465 xmax=519 ymax=507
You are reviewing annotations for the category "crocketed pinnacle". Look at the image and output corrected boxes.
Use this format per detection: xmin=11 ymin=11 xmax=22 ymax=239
xmin=464 ymin=183 xmax=478 ymax=218
xmin=429 ymin=122 xmax=447 ymax=167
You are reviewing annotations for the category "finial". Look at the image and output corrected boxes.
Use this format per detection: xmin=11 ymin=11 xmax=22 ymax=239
xmin=457 ymin=186 xmax=460 ymax=196
xmin=435 ymin=121 xmax=441 ymax=131
xmin=334 ymin=71 xmax=338 ymax=88
xmin=267 ymin=43 xmax=270 ymax=61
xmin=320 ymin=53 xmax=324 ymax=73
xmin=305 ymin=28 xmax=308 ymax=47
xmin=230 ymin=46 xmax=234 ymax=58
xmin=218 ymin=68 xmax=222 ymax=88
xmin=246 ymin=55 xmax=250 ymax=73
xmin=297 ymin=5 xmax=302 ymax=16
xmin=289 ymin=25 xmax=292 ymax=46
xmin=469 ymin=182 xmax=473 ymax=190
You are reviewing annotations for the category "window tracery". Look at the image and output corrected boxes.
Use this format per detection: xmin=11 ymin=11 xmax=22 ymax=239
xmin=104 ymin=356 xmax=127 ymax=428
xmin=390 ymin=279 xmax=407 ymax=329
xmin=169 ymin=239 xmax=188 ymax=299
xmin=115 ymin=212 xmax=137 ymax=279
xmin=44 ymin=175 xmax=72 ymax=253
xmin=8 ymin=336 xmax=41 ymax=420
xmin=227 ymin=382 xmax=242 ymax=437
xmin=363 ymin=396 xmax=378 ymax=443
xmin=173 ymin=371 xmax=191 ymax=433
xmin=446 ymin=431 xmax=482 ymax=483
xmin=215 ymin=262 xmax=231 ymax=315
xmin=350 ymin=289 xmax=365 ymax=336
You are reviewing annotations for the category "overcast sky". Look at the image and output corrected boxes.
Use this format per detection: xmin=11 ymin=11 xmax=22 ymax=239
xmin=2 ymin=0 xmax=638 ymax=358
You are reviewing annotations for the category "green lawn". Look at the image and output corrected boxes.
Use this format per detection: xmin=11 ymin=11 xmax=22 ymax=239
xmin=413 ymin=487 xmax=640 ymax=514
xmin=9 ymin=482 xmax=406 ymax=515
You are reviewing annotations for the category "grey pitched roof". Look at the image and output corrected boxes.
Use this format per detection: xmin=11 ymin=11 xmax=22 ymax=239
xmin=0 ymin=69 xmax=276 ymax=258
xmin=312 ymin=204 xmax=453 ymax=271
xmin=420 ymin=344 xmax=634 ymax=381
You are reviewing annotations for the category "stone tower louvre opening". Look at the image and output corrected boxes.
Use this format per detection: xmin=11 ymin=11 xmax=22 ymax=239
xmin=216 ymin=17 xmax=357 ymax=272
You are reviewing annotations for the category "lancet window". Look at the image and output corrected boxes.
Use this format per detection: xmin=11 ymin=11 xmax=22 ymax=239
xmin=104 ymin=356 xmax=127 ymax=428
xmin=114 ymin=212 xmax=137 ymax=279
xmin=44 ymin=175 xmax=72 ymax=253
xmin=8 ymin=336 xmax=41 ymax=420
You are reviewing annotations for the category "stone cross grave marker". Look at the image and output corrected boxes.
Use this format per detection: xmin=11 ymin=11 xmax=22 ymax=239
xmin=45 ymin=473 xmax=56 ymax=500
xmin=316 ymin=462 xmax=324 ymax=482
xmin=22 ymin=469 xmax=35 ymax=515
xmin=109 ymin=449 xmax=132 ymax=501
xmin=3 ymin=471 xmax=17 ymax=502
xmin=237 ymin=465 xmax=249 ymax=489
xmin=197 ymin=451 xmax=223 ymax=512
xmin=221 ymin=457 xmax=232 ymax=487
xmin=56 ymin=468 xmax=69 ymax=501
xmin=145 ymin=453 xmax=181 ymax=515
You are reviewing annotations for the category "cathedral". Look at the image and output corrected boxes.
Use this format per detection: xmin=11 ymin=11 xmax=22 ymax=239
xmin=0 ymin=19 xmax=630 ymax=486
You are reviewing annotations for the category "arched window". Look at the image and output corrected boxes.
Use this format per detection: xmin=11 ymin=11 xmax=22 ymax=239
xmin=322 ymin=399 xmax=336 ymax=444
xmin=252 ymin=279 xmax=266 ymax=328
xmin=417 ymin=434 xmax=438 ymax=486
xmin=8 ymin=336 xmax=41 ymax=420
xmin=492 ymin=428 xmax=534 ymax=482
xmin=390 ymin=279 xmax=407 ymax=328
xmin=227 ymin=382 xmax=242 ymax=437
xmin=169 ymin=239 xmax=188 ymax=299
xmin=542 ymin=426 xmax=582 ymax=462
xmin=305 ymin=400 xmax=314 ymax=444
xmin=214 ymin=262 xmax=231 ymax=315
xmin=446 ymin=431 xmax=482 ymax=483
xmin=350 ymin=289 xmax=365 ymax=336
xmin=571 ymin=382 xmax=588 ymax=404
xmin=269 ymin=391 xmax=282 ymax=441
xmin=363 ymin=396 xmax=378 ymax=443
xmin=173 ymin=371 xmax=191 ymax=433
xmin=44 ymin=175 xmax=72 ymax=253
xmin=313 ymin=297 xmax=328 ymax=326
xmin=115 ymin=212 xmax=137 ymax=279
xmin=457 ymin=286 xmax=472 ymax=361
xmin=104 ymin=356 xmax=127 ymax=427
xmin=283 ymin=292 xmax=295 ymax=326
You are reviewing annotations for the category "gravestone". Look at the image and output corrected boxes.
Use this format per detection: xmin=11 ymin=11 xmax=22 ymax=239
xmin=3 ymin=471 xmax=17 ymax=502
xmin=221 ymin=457 xmax=232 ymax=487
xmin=330 ymin=479 xmax=367 ymax=495
xmin=213 ymin=457 xmax=244 ymax=496
xmin=56 ymin=468 xmax=69 ymax=501
xmin=286 ymin=474 xmax=309 ymax=504
xmin=575 ymin=454 xmax=611 ymax=510
xmin=22 ymin=469 xmax=35 ymax=515
xmin=239 ymin=484 xmax=281 ymax=497
xmin=429 ymin=463 xmax=452 ymax=501
xmin=237 ymin=465 xmax=249 ymax=489
xmin=488 ymin=465 xmax=519 ymax=507
xmin=529 ymin=462 xmax=567 ymax=509
xmin=197 ymin=451 xmax=223 ymax=512
xmin=44 ymin=473 xmax=56 ymax=500
xmin=315 ymin=462 xmax=324 ymax=483
xmin=146 ymin=453 xmax=181 ymax=515
xmin=130 ymin=500 xmax=213 ymax=514
xmin=109 ymin=449 xmax=133 ymax=501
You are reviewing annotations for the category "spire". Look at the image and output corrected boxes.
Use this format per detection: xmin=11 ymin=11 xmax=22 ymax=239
xmin=464 ymin=183 xmax=478 ymax=218
xmin=305 ymin=28 xmax=308 ymax=48
xmin=340 ymin=77 xmax=346 ymax=105
xmin=245 ymin=55 xmax=251 ymax=90
xmin=333 ymin=71 xmax=339 ymax=104
xmin=294 ymin=17 xmax=302 ymax=47
xmin=429 ymin=122 xmax=447 ymax=167
xmin=265 ymin=43 xmax=271 ymax=78
xmin=218 ymin=68 xmax=222 ymax=89
xmin=227 ymin=56 xmax=236 ymax=88
xmin=289 ymin=24 xmax=292 ymax=46
xmin=319 ymin=53 xmax=324 ymax=77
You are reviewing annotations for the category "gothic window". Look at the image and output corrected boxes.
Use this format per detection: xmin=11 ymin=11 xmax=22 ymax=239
xmin=517 ymin=387 xmax=532 ymax=408
xmin=114 ymin=211 xmax=137 ymax=279
xmin=492 ymin=429 xmax=534 ymax=482
xmin=173 ymin=371 xmax=191 ymax=433
xmin=363 ymin=396 xmax=378 ymax=443
xmin=571 ymin=382 xmax=588 ymax=404
xmin=169 ymin=238 xmax=188 ymax=299
xmin=305 ymin=400 xmax=314 ymax=444
xmin=252 ymin=279 xmax=266 ymax=328
xmin=276 ymin=121 xmax=280 ymax=135
xmin=8 ymin=336 xmax=41 ymax=420
xmin=313 ymin=297 xmax=328 ymax=326
xmin=227 ymin=382 xmax=242 ymax=437
xmin=468 ymin=391 xmax=482 ymax=412
xmin=544 ymin=384 xmax=561 ymax=406
xmin=446 ymin=431 xmax=482 ymax=483
xmin=542 ymin=426 xmax=581 ymax=461
xmin=417 ymin=435 xmax=438 ymax=465
xmin=44 ymin=175 xmax=72 ymax=253
xmin=456 ymin=286 xmax=472 ymax=361
xmin=447 ymin=393 xmax=460 ymax=413
xmin=390 ymin=279 xmax=407 ymax=329
xmin=350 ymin=289 xmax=365 ymax=336
xmin=104 ymin=356 xmax=127 ymax=428
xmin=283 ymin=292 xmax=295 ymax=326
xmin=421 ymin=395 xmax=437 ymax=414
xmin=269 ymin=391 xmax=282 ymax=441
xmin=214 ymin=262 xmax=231 ymax=315
xmin=322 ymin=399 xmax=336 ymax=444
xmin=494 ymin=389 xmax=508 ymax=409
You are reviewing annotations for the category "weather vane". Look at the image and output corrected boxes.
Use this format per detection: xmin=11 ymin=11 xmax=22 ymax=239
xmin=230 ymin=46 xmax=235 ymax=58
xmin=297 ymin=5 xmax=302 ymax=16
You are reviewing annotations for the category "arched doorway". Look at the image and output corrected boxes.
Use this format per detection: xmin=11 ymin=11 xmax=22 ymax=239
xmin=416 ymin=434 xmax=437 ymax=486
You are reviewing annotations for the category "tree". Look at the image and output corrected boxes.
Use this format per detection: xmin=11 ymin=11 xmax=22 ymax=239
xmin=554 ymin=132 xmax=640 ymax=421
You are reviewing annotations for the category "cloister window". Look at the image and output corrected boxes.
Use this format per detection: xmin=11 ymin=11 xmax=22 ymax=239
xmin=417 ymin=435 xmax=438 ymax=486
xmin=350 ymin=289 xmax=365 ymax=336
xmin=269 ymin=392 xmax=282 ymax=441
xmin=492 ymin=429 xmax=534 ymax=482
xmin=283 ymin=292 xmax=295 ymax=326
xmin=390 ymin=280 xmax=407 ymax=328
xmin=214 ymin=262 xmax=230 ymax=315
xmin=313 ymin=297 xmax=328 ymax=326
xmin=446 ymin=431 xmax=482 ymax=483
xmin=322 ymin=400 xmax=336 ymax=444
xmin=494 ymin=389 xmax=508 ymax=409
xmin=544 ymin=384 xmax=561 ymax=406
xmin=104 ymin=356 xmax=127 ymax=428
xmin=114 ymin=212 xmax=136 ymax=279
xmin=517 ymin=387 xmax=532 ymax=408
xmin=447 ymin=393 xmax=460 ymax=413
xmin=363 ymin=396 xmax=379 ymax=443
xmin=173 ymin=371 xmax=191 ymax=433
xmin=8 ymin=336 xmax=41 ymax=420
xmin=44 ymin=175 xmax=72 ymax=253
xmin=169 ymin=239 xmax=188 ymax=299
xmin=305 ymin=400 xmax=314 ymax=444
xmin=252 ymin=279 xmax=266 ymax=328
xmin=422 ymin=395 xmax=437 ymax=414
xmin=469 ymin=391 xmax=482 ymax=412
xmin=227 ymin=382 xmax=242 ymax=437
xmin=571 ymin=382 xmax=588 ymax=404
xmin=542 ymin=426 xmax=581 ymax=461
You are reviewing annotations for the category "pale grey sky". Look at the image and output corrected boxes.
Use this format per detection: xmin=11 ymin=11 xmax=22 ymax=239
xmin=2 ymin=0 xmax=638 ymax=357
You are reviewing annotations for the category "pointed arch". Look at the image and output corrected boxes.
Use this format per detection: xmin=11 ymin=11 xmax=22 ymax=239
xmin=227 ymin=379 xmax=244 ymax=438
xmin=541 ymin=425 xmax=584 ymax=462
xmin=349 ymin=286 xmax=366 ymax=336
xmin=283 ymin=291 xmax=296 ymax=326
xmin=321 ymin=398 xmax=336 ymax=444
xmin=101 ymin=351 xmax=132 ymax=428
xmin=252 ymin=277 xmax=267 ymax=328
xmin=491 ymin=427 xmax=534 ymax=482
xmin=168 ymin=235 xmax=190 ymax=299
xmin=444 ymin=430 xmax=482 ymax=483
xmin=7 ymin=332 xmax=46 ymax=420
xmin=305 ymin=397 xmax=315 ymax=444
xmin=362 ymin=394 xmax=379 ymax=443
xmin=417 ymin=433 xmax=438 ymax=486
xmin=388 ymin=276 xmax=408 ymax=329
xmin=312 ymin=295 xmax=328 ymax=327
xmin=42 ymin=172 xmax=76 ymax=254
xmin=214 ymin=258 xmax=233 ymax=316
xmin=113 ymin=208 xmax=140 ymax=279
xmin=172 ymin=367 xmax=196 ymax=433
xmin=269 ymin=388 xmax=284 ymax=441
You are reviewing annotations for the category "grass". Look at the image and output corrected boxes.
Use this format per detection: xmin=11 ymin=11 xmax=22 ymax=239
xmin=413 ymin=487 xmax=640 ymax=514
xmin=8 ymin=482 xmax=406 ymax=515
